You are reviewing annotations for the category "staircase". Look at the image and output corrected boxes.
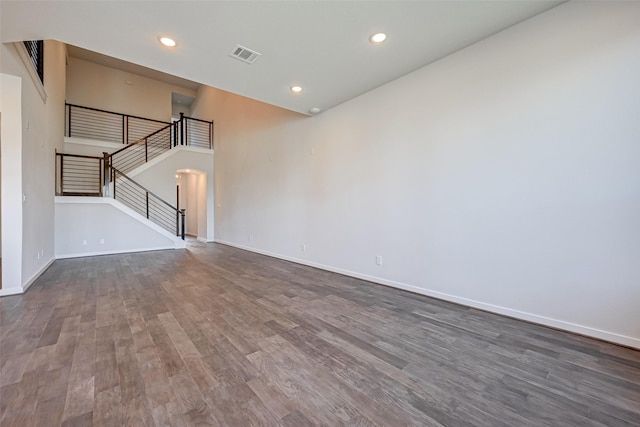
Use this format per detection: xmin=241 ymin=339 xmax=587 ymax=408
xmin=57 ymin=104 xmax=214 ymax=240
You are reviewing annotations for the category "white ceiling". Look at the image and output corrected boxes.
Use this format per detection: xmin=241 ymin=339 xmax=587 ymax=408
xmin=1 ymin=1 xmax=564 ymax=115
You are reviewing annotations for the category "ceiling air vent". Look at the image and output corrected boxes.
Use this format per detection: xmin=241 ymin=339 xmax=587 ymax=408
xmin=229 ymin=45 xmax=261 ymax=64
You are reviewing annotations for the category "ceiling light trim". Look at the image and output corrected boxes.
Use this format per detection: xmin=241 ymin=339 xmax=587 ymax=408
xmin=159 ymin=37 xmax=176 ymax=47
xmin=369 ymin=32 xmax=387 ymax=44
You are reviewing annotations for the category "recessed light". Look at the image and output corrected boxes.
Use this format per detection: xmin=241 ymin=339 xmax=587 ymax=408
xmin=160 ymin=37 xmax=176 ymax=47
xmin=291 ymin=86 xmax=303 ymax=93
xmin=309 ymin=107 xmax=321 ymax=114
xmin=370 ymin=33 xmax=387 ymax=44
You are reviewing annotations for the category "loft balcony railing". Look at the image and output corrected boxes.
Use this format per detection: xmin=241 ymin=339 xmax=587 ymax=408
xmin=65 ymin=103 xmax=170 ymax=145
xmin=180 ymin=114 xmax=213 ymax=149
xmin=65 ymin=103 xmax=213 ymax=150
xmin=55 ymin=152 xmax=104 ymax=197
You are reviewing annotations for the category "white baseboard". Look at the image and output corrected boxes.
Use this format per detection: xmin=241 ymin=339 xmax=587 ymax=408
xmin=0 ymin=287 xmax=23 ymax=296
xmin=216 ymin=240 xmax=640 ymax=350
xmin=0 ymin=257 xmax=55 ymax=296
xmin=56 ymin=246 xmax=182 ymax=259
xmin=23 ymin=258 xmax=55 ymax=292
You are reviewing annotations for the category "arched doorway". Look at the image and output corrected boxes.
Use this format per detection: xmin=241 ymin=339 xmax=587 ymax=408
xmin=176 ymin=168 xmax=210 ymax=241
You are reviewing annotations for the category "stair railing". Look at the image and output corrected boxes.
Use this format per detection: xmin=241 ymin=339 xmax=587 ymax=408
xmin=109 ymin=115 xmax=213 ymax=175
xmin=110 ymin=122 xmax=174 ymax=175
xmin=110 ymin=165 xmax=185 ymax=239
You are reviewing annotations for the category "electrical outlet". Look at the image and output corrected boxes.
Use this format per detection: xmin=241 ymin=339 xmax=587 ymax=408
xmin=100 ymin=239 xmax=105 ymax=244
xmin=82 ymin=240 xmax=87 ymax=246
xmin=249 ymin=234 xmax=253 ymax=241
xmin=301 ymin=244 xmax=306 ymax=252
xmin=376 ymin=255 xmax=383 ymax=266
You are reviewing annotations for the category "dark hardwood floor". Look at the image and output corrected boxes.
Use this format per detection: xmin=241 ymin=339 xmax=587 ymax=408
xmin=1 ymin=241 xmax=639 ymax=426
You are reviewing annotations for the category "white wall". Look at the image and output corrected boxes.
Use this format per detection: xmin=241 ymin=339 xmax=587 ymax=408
xmin=23 ymin=41 xmax=67 ymax=286
xmin=197 ymin=172 xmax=207 ymax=241
xmin=55 ymin=197 xmax=184 ymax=258
xmin=0 ymin=141 xmax=2 ymax=258
xmin=0 ymin=73 xmax=23 ymax=294
xmin=66 ymin=57 xmax=196 ymax=122
xmin=177 ymin=171 xmax=208 ymax=240
xmin=191 ymin=2 xmax=640 ymax=348
xmin=1 ymin=40 xmax=67 ymax=294
xmin=184 ymin=172 xmax=198 ymax=236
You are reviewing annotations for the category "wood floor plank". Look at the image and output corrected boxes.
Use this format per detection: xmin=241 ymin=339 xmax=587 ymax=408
xmin=92 ymin=386 xmax=122 ymax=426
xmin=1 ymin=241 xmax=638 ymax=426
xmin=33 ymin=395 xmax=66 ymax=427
xmin=61 ymin=375 xmax=94 ymax=423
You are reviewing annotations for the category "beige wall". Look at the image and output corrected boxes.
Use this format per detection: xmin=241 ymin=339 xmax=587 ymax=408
xmin=66 ymin=57 xmax=196 ymax=122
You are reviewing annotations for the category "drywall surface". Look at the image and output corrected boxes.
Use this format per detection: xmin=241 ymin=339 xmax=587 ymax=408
xmin=177 ymin=170 xmax=208 ymax=240
xmin=23 ymin=40 xmax=67 ymax=287
xmin=66 ymin=57 xmax=196 ymax=122
xmin=1 ymin=41 xmax=66 ymax=293
xmin=184 ymin=172 xmax=198 ymax=235
xmin=197 ymin=172 xmax=208 ymax=241
xmin=0 ymin=137 xmax=2 ymax=258
xmin=55 ymin=197 xmax=184 ymax=258
xmin=192 ymin=2 xmax=640 ymax=348
xmin=0 ymin=73 xmax=23 ymax=294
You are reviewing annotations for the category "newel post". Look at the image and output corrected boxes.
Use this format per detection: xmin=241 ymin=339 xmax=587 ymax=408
xmin=180 ymin=112 xmax=185 ymax=146
xmin=103 ymin=152 xmax=110 ymax=197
